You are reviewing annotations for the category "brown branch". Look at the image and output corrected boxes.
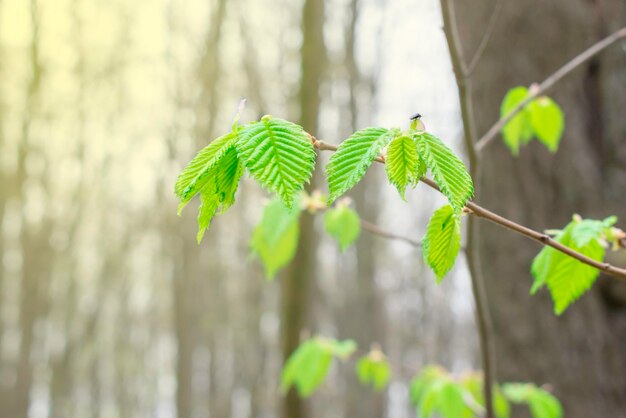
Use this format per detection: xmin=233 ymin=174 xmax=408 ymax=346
xmin=311 ymin=137 xmax=626 ymax=282
xmin=475 ymin=26 xmax=626 ymax=152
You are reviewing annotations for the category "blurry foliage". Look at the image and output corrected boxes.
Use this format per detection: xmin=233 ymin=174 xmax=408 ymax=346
xmin=500 ymin=86 xmax=564 ymax=155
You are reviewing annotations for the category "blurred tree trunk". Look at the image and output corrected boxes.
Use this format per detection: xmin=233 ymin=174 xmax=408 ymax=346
xmin=453 ymin=1 xmax=626 ymax=416
xmin=339 ymin=0 xmax=386 ymax=416
xmin=280 ymin=0 xmax=326 ymax=417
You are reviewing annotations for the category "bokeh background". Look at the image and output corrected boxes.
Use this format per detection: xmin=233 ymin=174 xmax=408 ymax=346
xmin=1 ymin=0 xmax=625 ymax=417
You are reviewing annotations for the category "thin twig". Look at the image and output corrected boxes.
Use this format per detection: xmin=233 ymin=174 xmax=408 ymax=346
xmin=465 ymin=0 xmax=503 ymax=76
xmin=311 ymin=138 xmax=626 ymax=282
xmin=360 ymin=219 xmax=422 ymax=247
xmin=475 ymin=26 xmax=626 ymax=152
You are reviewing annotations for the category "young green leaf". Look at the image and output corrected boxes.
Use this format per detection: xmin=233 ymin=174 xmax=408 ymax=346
xmin=175 ymin=131 xmax=239 ymax=211
xmin=324 ymin=204 xmax=361 ymax=251
xmin=528 ymin=97 xmax=564 ymax=153
xmin=410 ymin=365 xmax=446 ymax=407
xmin=196 ymin=188 xmax=220 ymax=244
xmin=422 ymin=205 xmax=461 ymax=282
xmin=238 ymin=116 xmax=316 ymax=208
xmin=250 ymin=198 xmax=301 ymax=279
xmin=326 ymin=127 xmax=397 ymax=203
xmin=460 ymin=374 xmax=511 ymax=418
xmin=194 ymin=147 xmax=245 ymax=243
xmin=356 ymin=351 xmax=391 ymax=390
xmin=385 ymin=134 xmax=425 ymax=199
xmin=281 ymin=339 xmax=332 ymax=398
xmin=530 ymin=217 xmax=610 ymax=314
xmin=502 ymin=383 xmax=563 ymax=418
xmin=415 ymin=133 xmax=473 ymax=213
xmin=500 ymin=86 xmax=533 ymax=155
xmin=281 ymin=337 xmax=357 ymax=398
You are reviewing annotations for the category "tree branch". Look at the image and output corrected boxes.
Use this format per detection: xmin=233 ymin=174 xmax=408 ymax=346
xmin=475 ymin=26 xmax=626 ymax=152
xmin=311 ymin=137 xmax=626 ymax=282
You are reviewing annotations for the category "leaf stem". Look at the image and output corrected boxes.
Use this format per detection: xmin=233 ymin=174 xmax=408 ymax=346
xmin=475 ymin=26 xmax=626 ymax=152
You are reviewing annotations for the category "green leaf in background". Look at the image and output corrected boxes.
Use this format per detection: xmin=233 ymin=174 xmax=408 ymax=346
xmin=422 ymin=205 xmax=461 ymax=282
xmin=324 ymin=204 xmax=361 ymax=251
xmin=238 ymin=116 xmax=316 ymax=208
xmin=250 ymin=198 xmax=301 ymax=279
xmin=530 ymin=216 xmax=613 ymax=314
xmin=500 ymin=86 xmax=533 ymax=156
xmin=412 ymin=373 xmax=472 ymax=418
xmin=459 ymin=373 xmax=510 ymax=418
xmin=502 ymin=383 xmax=563 ymax=418
xmin=528 ymin=97 xmax=564 ymax=153
xmin=281 ymin=337 xmax=357 ymax=398
xmin=356 ymin=350 xmax=391 ymax=390
xmin=175 ymin=130 xmax=239 ymax=211
xmin=499 ymin=87 xmax=566 ymax=155
xmin=280 ymin=339 xmax=332 ymax=398
xmin=385 ymin=134 xmax=425 ymax=199
xmin=415 ymin=133 xmax=474 ymax=213
xmin=326 ymin=127 xmax=397 ymax=203
xmin=410 ymin=365 xmax=446 ymax=407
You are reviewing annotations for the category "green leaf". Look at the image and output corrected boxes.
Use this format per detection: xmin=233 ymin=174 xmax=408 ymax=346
xmin=415 ymin=133 xmax=473 ymax=213
xmin=325 ymin=338 xmax=357 ymax=359
xmin=459 ymin=374 xmax=510 ymax=418
xmin=410 ymin=366 xmax=445 ymax=407
xmin=324 ymin=205 xmax=361 ymax=251
xmin=356 ymin=352 xmax=391 ymax=390
xmin=281 ymin=337 xmax=357 ymax=398
xmin=530 ymin=218 xmax=608 ymax=314
xmin=238 ymin=116 xmax=316 ymax=208
xmin=250 ymin=198 xmax=301 ymax=279
xmin=500 ymin=86 xmax=533 ymax=156
xmin=281 ymin=339 xmax=332 ymax=398
xmin=502 ymin=383 xmax=562 ymax=418
xmin=423 ymin=205 xmax=461 ymax=282
xmin=437 ymin=382 xmax=473 ymax=418
xmin=196 ymin=187 xmax=220 ymax=244
xmin=193 ymin=147 xmax=245 ymax=243
xmin=528 ymin=97 xmax=564 ymax=153
xmin=385 ymin=134 xmax=425 ymax=199
xmin=175 ymin=131 xmax=239 ymax=210
xmin=326 ymin=127 xmax=397 ymax=203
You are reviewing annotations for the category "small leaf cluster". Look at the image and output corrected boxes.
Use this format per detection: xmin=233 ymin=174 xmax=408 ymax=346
xmin=500 ymin=86 xmax=564 ymax=155
xmin=250 ymin=194 xmax=362 ymax=279
xmin=531 ymin=215 xmax=618 ymax=314
xmin=327 ymin=127 xmax=473 ymax=213
xmin=356 ymin=349 xmax=391 ymax=390
xmin=175 ymin=116 xmax=316 ymax=242
xmin=280 ymin=336 xmax=357 ymax=397
xmin=282 ymin=337 xmax=391 ymax=398
xmin=410 ymin=366 xmax=562 ymax=418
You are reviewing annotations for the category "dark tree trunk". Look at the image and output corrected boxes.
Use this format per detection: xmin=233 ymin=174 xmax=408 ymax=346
xmin=280 ymin=0 xmax=326 ymax=417
xmin=453 ymin=1 xmax=626 ymax=416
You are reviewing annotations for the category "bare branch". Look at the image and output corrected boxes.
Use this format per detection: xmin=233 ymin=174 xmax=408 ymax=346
xmin=475 ymin=26 xmax=626 ymax=152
